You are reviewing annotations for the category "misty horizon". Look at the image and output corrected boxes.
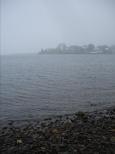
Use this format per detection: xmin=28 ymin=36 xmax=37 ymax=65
xmin=1 ymin=0 xmax=115 ymax=55
xmin=1 ymin=43 xmax=115 ymax=55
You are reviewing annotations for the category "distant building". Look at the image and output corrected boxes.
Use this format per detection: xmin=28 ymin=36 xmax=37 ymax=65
xmin=56 ymin=43 xmax=67 ymax=51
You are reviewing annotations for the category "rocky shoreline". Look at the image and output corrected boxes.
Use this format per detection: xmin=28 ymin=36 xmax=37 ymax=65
xmin=0 ymin=107 xmax=115 ymax=154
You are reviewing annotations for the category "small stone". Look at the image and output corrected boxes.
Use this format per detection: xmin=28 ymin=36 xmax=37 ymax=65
xmin=17 ymin=139 xmax=23 ymax=144
xmin=110 ymin=129 xmax=115 ymax=132
xmin=52 ymin=128 xmax=59 ymax=134
xmin=110 ymin=136 xmax=115 ymax=143
xmin=40 ymin=146 xmax=46 ymax=151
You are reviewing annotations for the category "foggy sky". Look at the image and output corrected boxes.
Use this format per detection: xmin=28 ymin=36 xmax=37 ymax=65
xmin=1 ymin=0 xmax=115 ymax=55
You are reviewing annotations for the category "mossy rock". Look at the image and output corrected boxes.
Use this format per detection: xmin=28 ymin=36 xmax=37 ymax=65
xmin=75 ymin=111 xmax=88 ymax=121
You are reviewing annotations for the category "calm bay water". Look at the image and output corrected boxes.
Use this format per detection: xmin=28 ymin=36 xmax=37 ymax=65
xmin=0 ymin=54 xmax=115 ymax=121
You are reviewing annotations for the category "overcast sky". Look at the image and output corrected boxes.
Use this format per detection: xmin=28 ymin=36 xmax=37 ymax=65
xmin=1 ymin=0 xmax=115 ymax=54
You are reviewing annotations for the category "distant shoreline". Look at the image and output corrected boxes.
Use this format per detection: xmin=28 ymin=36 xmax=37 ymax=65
xmin=39 ymin=43 xmax=115 ymax=55
xmin=39 ymin=52 xmax=114 ymax=55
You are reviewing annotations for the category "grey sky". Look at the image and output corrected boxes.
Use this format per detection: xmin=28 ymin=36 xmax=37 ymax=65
xmin=1 ymin=0 xmax=115 ymax=54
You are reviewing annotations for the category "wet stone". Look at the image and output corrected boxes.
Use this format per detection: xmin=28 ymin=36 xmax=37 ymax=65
xmin=0 ymin=107 xmax=115 ymax=154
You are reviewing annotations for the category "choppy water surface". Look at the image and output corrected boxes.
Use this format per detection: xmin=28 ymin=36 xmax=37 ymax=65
xmin=0 ymin=54 xmax=115 ymax=121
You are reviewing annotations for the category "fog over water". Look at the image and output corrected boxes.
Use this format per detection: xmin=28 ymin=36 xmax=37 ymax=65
xmin=0 ymin=54 xmax=115 ymax=121
xmin=1 ymin=0 xmax=115 ymax=55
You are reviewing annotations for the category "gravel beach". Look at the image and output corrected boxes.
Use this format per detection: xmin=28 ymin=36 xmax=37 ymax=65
xmin=0 ymin=107 xmax=115 ymax=154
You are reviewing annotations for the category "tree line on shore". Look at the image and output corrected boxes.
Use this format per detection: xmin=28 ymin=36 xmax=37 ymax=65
xmin=40 ymin=43 xmax=115 ymax=54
